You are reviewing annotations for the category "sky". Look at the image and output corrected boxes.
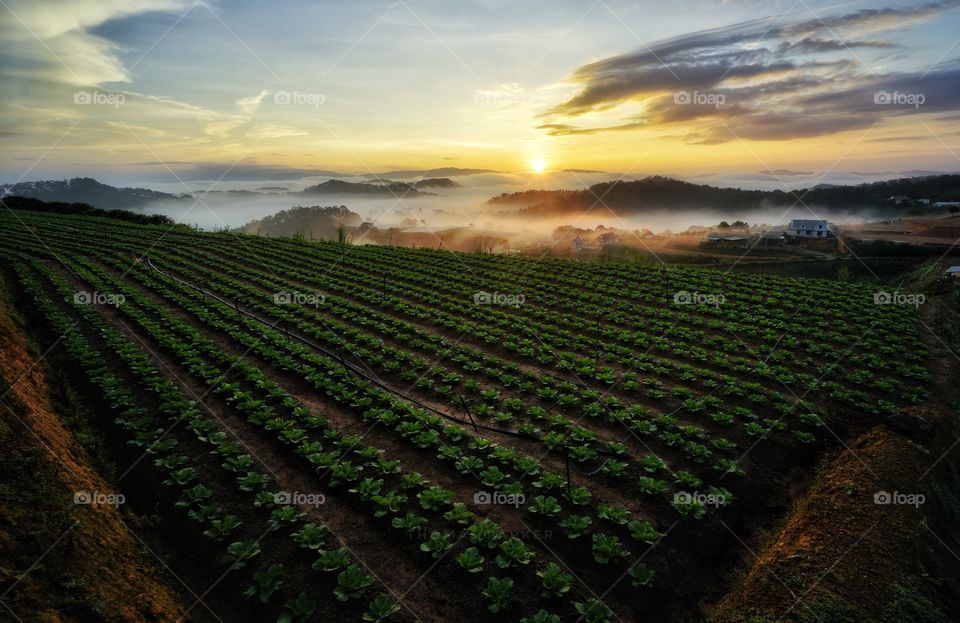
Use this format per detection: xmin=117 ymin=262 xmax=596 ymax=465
xmin=1 ymin=0 xmax=960 ymax=187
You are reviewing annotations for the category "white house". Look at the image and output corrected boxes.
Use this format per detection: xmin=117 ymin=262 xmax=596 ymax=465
xmin=946 ymin=266 xmax=960 ymax=280
xmin=571 ymin=236 xmax=590 ymax=250
xmin=787 ymin=219 xmax=829 ymax=238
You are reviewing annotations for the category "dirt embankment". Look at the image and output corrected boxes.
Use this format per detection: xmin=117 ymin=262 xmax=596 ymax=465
xmin=0 ymin=281 xmax=185 ymax=622
xmin=712 ymin=275 xmax=960 ymax=623
xmin=712 ymin=424 xmax=958 ymax=622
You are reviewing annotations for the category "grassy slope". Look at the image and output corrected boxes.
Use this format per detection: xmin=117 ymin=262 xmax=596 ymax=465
xmin=0 ymin=275 xmax=185 ymax=622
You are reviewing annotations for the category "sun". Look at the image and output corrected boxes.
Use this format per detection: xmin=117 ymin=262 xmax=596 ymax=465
xmin=531 ymin=159 xmax=546 ymax=173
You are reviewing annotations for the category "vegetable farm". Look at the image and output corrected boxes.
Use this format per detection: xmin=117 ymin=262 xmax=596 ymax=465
xmin=0 ymin=208 xmax=936 ymax=622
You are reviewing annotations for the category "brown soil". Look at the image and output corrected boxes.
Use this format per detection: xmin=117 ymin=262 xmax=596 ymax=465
xmin=710 ymin=426 xmax=933 ymax=622
xmin=0 ymin=278 xmax=186 ymax=622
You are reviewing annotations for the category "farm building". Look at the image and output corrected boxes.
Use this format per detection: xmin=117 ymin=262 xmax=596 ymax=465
xmin=702 ymin=233 xmax=754 ymax=249
xmin=787 ymin=219 xmax=830 ymax=237
xmin=757 ymin=230 xmax=786 ymax=246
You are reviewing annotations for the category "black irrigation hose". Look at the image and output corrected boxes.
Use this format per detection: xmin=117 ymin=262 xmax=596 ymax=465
xmin=145 ymin=256 xmax=622 ymax=469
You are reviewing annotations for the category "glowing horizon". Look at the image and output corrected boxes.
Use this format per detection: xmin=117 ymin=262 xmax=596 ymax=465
xmin=2 ymin=1 xmax=960 ymax=186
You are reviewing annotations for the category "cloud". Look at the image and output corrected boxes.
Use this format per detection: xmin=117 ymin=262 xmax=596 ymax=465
xmin=540 ymin=1 xmax=960 ymax=143
xmin=0 ymin=0 xmax=193 ymax=86
xmin=245 ymin=123 xmax=308 ymax=139
xmin=236 ymin=90 xmax=269 ymax=116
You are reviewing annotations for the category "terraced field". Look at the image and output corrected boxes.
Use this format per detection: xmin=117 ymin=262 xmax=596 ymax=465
xmin=0 ymin=208 xmax=929 ymax=622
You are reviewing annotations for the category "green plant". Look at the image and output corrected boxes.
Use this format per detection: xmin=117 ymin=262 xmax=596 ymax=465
xmin=467 ymin=519 xmax=503 ymax=549
xmin=363 ymin=593 xmax=402 ymax=621
xmin=456 ymin=546 xmax=485 ymax=573
xmin=203 ymin=515 xmax=241 ymax=542
xmin=292 ymin=523 xmax=328 ymax=550
xmin=591 ymin=533 xmax=628 ymax=564
xmin=529 ymin=495 xmax=562 ymax=516
xmin=223 ymin=539 xmax=261 ymax=569
xmin=558 ymin=514 xmax=592 ymax=539
xmin=576 ymin=598 xmax=612 ymax=623
xmin=627 ymin=520 xmax=663 ymax=544
xmin=391 ymin=512 xmax=427 ymax=534
xmin=334 ymin=564 xmax=373 ymax=601
xmin=495 ymin=537 xmax=534 ymax=568
xmin=278 ymin=592 xmax=316 ymax=623
xmin=420 ymin=531 xmax=454 ymax=559
xmin=521 ymin=610 xmax=561 ymax=623
xmin=537 ymin=562 xmax=571 ymax=597
xmin=482 ymin=576 xmax=514 ymax=613
xmin=243 ymin=563 xmax=284 ymax=603
xmin=313 ymin=547 xmax=351 ymax=572
xmin=628 ymin=563 xmax=655 ymax=588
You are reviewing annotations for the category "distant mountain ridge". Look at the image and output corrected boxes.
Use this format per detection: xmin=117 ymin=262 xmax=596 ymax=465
xmin=297 ymin=179 xmax=436 ymax=197
xmin=6 ymin=173 xmax=959 ymax=215
xmin=1 ymin=176 xmax=459 ymax=210
xmin=489 ymin=174 xmax=960 ymax=215
xmin=362 ymin=167 xmax=497 ymax=179
xmin=0 ymin=177 xmax=182 ymax=210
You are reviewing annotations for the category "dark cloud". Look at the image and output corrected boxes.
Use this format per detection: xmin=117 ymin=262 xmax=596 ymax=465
xmin=541 ymin=1 xmax=960 ymax=143
xmin=777 ymin=37 xmax=894 ymax=54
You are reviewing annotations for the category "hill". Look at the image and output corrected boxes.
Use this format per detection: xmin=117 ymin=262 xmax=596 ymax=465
xmin=489 ymin=174 xmax=960 ymax=215
xmin=238 ymin=204 xmax=362 ymax=239
xmin=297 ymin=179 xmax=436 ymax=197
xmin=0 ymin=177 xmax=181 ymax=210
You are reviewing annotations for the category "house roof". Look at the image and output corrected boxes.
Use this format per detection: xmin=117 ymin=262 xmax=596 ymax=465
xmin=946 ymin=266 xmax=960 ymax=274
xmin=789 ymin=219 xmax=827 ymax=227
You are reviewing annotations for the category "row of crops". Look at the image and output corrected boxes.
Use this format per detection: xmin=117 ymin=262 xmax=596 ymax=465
xmin=0 ymin=208 xmax=927 ymax=622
